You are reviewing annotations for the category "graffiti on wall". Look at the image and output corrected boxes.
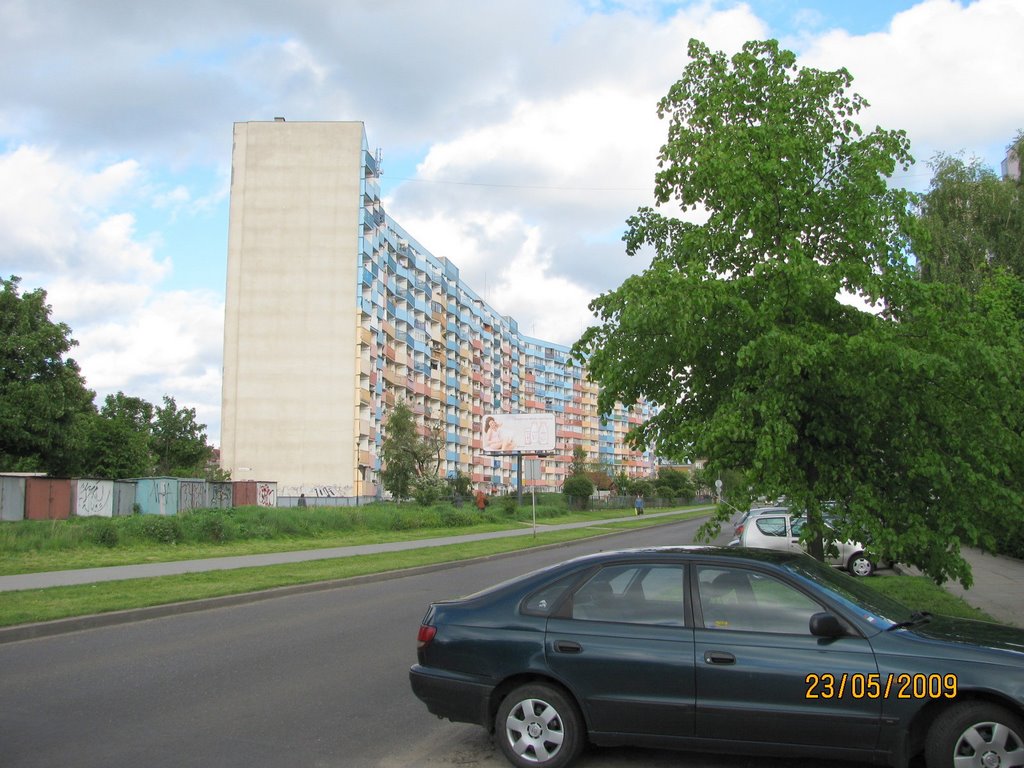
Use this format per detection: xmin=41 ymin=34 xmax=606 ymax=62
xmin=149 ymin=480 xmax=172 ymax=516
xmin=76 ymin=480 xmax=112 ymax=517
xmin=278 ymin=484 xmax=346 ymax=498
xmin=179 ymin=481 xmax=207 ymax=511
xmin=209 ymin=483 xmax=233 ymax=508
xmin=256 ymin=482 xmax=276 ymax=507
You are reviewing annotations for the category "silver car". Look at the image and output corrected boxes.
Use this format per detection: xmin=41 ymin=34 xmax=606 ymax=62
xmin=736 ymin=512 xmax=878 ymax=576
xmin=732 ymin=505 xmax=790 ymax=538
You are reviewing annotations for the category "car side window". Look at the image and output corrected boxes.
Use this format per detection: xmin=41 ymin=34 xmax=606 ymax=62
xmin=571 ymin=564 xmax=685 ymax=626
xmin=697 ymin=566 xmax=822 ymax=634
xmin=754 ymin=516 xmax=787 ymax=537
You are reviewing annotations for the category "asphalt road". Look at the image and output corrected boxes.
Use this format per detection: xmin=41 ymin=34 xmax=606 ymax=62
xmin=0 ymin=517 xmax=877 ymax=768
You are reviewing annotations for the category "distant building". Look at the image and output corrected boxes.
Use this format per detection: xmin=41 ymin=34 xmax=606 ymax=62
xmin=221 ymin=120 xmax=656 ymax=499
xmin=1002 ymin=143 xmax=1021 ymax=182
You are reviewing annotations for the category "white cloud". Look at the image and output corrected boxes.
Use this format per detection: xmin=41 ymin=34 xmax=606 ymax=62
xmin=2 ymin=0 xmax=1021 ymax=454
xmin=798 ymin=0 xmax=1024 ymax=174
xmin=0 ymin=145 xmax=223 ymax=441
xmin=0 ymin=146 xmax=166 ymax=281
xmin=491 ymin=228 xmax=600 ymax=346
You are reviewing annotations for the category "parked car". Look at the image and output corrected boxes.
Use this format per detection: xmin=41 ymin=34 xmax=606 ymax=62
xmin=733 ymin=511 xmax=880 ymax=576
xmin=410 ymin=546 xmax=1024 ymax=768
xmin=732 ymin=505 xmax=789 ymax=537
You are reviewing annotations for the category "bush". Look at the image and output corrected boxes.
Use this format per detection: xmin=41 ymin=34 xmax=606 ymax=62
xmin=139 ymin=515 xmax=183 ymax=544
xmin=412 ymin=477 xmax=446 ymax=506
xmin=446 ymin=471 xmax=474 ymax=499
xmin=499 ymin=496 xmax=518 ymax=516
xmin=90 ymin=520 xmax=119 ymax=548
xmin=180 ymin=512 xmax=236 ymax=544
xmin=387 ymin=512 xmax=418 ymax=531
xmin=563 ymin=475 xmax=595 ymax=510
xmin=997 ymin=518 xmax=1024 ymax=560
xmin=440 ymin=508 xmax=475 ymax=527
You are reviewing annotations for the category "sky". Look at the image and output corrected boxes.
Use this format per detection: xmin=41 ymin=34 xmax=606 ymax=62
xmin=1 ymin=0 xmax=1022 ymax=448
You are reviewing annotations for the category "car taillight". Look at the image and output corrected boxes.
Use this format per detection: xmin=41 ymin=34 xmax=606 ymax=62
xmin=417 ymin=624 xmax=437 ymax=648
xmin=736 ymin=524 xmax=744 ymax=536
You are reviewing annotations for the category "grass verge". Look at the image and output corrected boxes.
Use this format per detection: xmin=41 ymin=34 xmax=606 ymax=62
xmin=0 ymin=508 xmax=996 ymax=631
xmin=863 ymin=573 xmax=995 ymax=622
xmin=0 ymin=511 xmax=699 ymax=628
xmin=0 ymin=504 xmax=684 ymax=575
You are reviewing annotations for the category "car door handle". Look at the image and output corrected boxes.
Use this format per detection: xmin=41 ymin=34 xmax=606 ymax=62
xmin=703 ymin=650 xmax=736 ymax=665
xmin=554 ymin=640 xmax=583 ymax=654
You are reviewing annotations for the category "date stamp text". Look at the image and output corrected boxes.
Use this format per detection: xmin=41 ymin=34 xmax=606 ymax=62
xmin=805 ymin=673 xmax=958 ymax=700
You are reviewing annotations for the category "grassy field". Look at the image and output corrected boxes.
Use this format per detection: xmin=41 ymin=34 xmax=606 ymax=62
xmin=0 ymin=497 xmax=645 ymax=575
xmin=0 ymin=506 xmax=701 ymax=627
xmin=0 ymin=501 xmax=994 ymax=629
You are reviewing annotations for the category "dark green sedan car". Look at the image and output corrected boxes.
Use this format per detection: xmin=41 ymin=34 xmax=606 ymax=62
xmin=409 ymin=546 xmax=1024 ymax=768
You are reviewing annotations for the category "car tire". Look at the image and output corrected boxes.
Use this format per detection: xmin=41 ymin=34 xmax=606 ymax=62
xmin=495 ymin=682 xmax=585 ymax=768
xmin=924 ymin=701 xmax=1024 ymax=768
xmin=847 ymin=552 xmax=874 ymax=577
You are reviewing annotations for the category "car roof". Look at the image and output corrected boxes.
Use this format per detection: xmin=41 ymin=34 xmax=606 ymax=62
xmin=559 ymin=545 xmax=807 ymax=569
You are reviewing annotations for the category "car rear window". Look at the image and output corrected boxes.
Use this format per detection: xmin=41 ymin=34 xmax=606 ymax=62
xmin=522 ymin=572 xmax=582 ymax=616
xmin=755 ymin=516 xmax=788 ymax=537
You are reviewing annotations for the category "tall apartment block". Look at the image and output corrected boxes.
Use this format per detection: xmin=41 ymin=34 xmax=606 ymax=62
xmin=221 ymin=120 xmax=656 ymax=498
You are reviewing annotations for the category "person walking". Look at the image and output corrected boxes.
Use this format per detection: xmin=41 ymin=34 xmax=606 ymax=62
xmin=634 ymin=494 xmax=645 ymax=516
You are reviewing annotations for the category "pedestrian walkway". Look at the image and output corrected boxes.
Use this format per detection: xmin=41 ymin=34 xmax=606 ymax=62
xmin=2 ymin=513 xmax=1020 ymax=628
xmin=0 ymin=509 xmax=697 ymax=593
xmin=934 ymin=548 xmax=1023 ymax=629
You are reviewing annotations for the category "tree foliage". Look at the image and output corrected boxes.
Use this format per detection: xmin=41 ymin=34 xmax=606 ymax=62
xmin=656 ymin=468 xmax=696 ymax=500
xmin=573 ymin=39 xmax=1015 ymax=584
xmin=914 ymin=136 xmax=1024 ymax=289
xmin=68 ymin=411 xmax=153 ymax=479
xmin=562 ymin=474 xmax=594 ymax=509
xmin=0 ymin=276 xmax=217 ymax=479
xmin=0 ymin=276 xmax=95 ymax=473
xmin=380 ymin=400 xmax=442 ymax=501
xmin=150 ymin=396 xmax=214 ymax=477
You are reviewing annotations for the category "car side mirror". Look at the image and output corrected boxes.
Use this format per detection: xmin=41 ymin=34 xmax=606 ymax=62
xmin=809 ymin=612 xmax=846 ymax=638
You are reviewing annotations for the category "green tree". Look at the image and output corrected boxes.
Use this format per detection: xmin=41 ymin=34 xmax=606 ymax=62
xmin=0 ymin=276 xmax=95 ymax=473
xmin=914 ymin=136 xmax=1024 ymax=289
xmin=573 ymin=40 xmax=1014 ymax=584
xmin=101 ymin=391 xmax=155 ymax=431
xmin=656 ymin=468 xmax=696 ymax=501
xmin=151 ymin=396 xmax=213 ymax=477
xmin=380 ymin=400 xmax=442 ymax=501
xmin=67 ymin=411 xmax=152 ymax=478
xmin=447 ymin=470 xmax=474 ymax=501
xmin=562 ymin=474 xmax=594 ymax=510
xmin=567 ymin=445 xmax=590 ymax=477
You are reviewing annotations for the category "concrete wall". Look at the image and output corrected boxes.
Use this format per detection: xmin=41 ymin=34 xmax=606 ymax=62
xmin=221 ymin=120 xmax=362 ymax=491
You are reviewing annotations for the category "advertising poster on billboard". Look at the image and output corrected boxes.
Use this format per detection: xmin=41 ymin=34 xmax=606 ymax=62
xmin=482 ymin=413 xmax=556 ymax=453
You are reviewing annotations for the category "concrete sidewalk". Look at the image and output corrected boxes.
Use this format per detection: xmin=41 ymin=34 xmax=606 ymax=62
xmin=932 ymin=547 xmax=1024 ymax=629
xmin=0 ymin=509 xmax=694 ymax=593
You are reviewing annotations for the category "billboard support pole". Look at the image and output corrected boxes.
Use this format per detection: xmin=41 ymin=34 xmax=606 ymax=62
xmin=516 ymin=452 xmax=523 ymax=505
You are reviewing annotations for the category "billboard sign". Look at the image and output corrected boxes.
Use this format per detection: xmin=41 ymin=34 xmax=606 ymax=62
xmin=482 ymin=413 xmax=556 ymax=453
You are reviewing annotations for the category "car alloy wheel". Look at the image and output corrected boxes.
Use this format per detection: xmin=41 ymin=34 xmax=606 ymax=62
xmin=848 ymin=553 xmax=874 ymax=577
xmin=925 ymin=702 xmax=1024 ymax=768
xmin=495 ymin=683 xmax=584 ymax=768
